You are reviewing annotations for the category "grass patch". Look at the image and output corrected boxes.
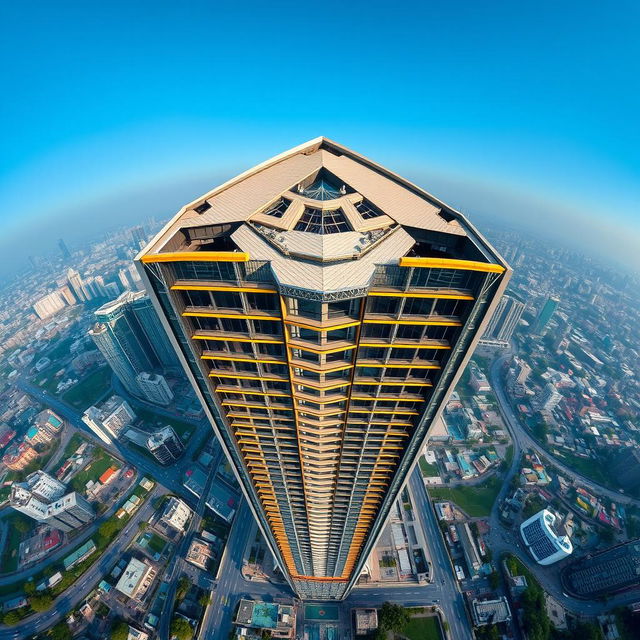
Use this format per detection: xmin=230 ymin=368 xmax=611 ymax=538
xmin=135 ymin=408 xmax=194 ymax=442
xmin=147 ymin=533 xmax=167 ymax=554
xmin=504 ymin=444 xmax=514 ymax=467
xmin=402 ymin=616 xmax=443 ymax=640
xmin=69 ymin=448 xmax=121 ymax=493
xmin=62 ymin=367 xmax=112 ymax=409
xmin=419 ymin=455 xmax=439 ymax=477
xmin=428 ymin=476 xmax=502 ymax=517
xmin=62 ymin=433 xmax=88 ymax=459
xmin=552 ymin=450 xmax=611 ymax=487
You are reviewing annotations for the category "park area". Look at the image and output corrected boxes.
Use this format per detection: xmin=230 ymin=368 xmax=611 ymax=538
xmin=400 ymin=615 xmax=443 ymax=640
xmin=62 ymin=367 xmax=112 ymax=409
xmin=69 ymin=447 xmax=122 ymax=493
xmin=428 ymin=475 xmax=502 ymax=517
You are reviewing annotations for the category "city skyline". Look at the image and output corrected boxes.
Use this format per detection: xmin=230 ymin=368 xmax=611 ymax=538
xmin=1 ymin=3 xmax=639 ymax=276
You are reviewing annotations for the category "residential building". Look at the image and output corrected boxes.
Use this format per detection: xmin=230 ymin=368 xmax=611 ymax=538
xmin=33 ymin=292 xmax=66 ymax=319
xmin=67 ymin=268 xmax=92 ymax=302
xmin=82 ymin=395 xmax=136 ymax=444
xmin=88 ymin=290 xmax=179 ymax=401
xmin=58 ymin=285 xmax=76 ymax=305
xmin=159 ymin=497 xmax=192 ymax=532
xmin=135 ymin=372 xmax=174 ymax=406
xmin=186 ymin=537 xmax=214 ymax=570
xmin=35 ymin=409 xmax=64 ymax=435
xmin=533 ymin=295 xmax=559 ymax=334
xmin=146 ymin=425 xmax=184 ymax=464
xmin=3 ymin=442 xmax=38 ymax=470
xmin=137 ymin=137 xmax=510 ymax=599
xmin=471 ymin=597 xmax=511 ymax=626
xmin=480 ymin=293 xmax=525 ymax=346
xmin=520 ymin=509 xmax=573 ymax=566
xmin=115 ymin=557 xmax=157 ymax=602
xmin=469 ymin=363 xmax=491 ymax=392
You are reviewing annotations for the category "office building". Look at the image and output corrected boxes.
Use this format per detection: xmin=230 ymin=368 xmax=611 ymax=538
xmin=480 ymin=293 xmax=525 ymax=346
xmin=520 ymin=509 xmax=572 ymax=565
xmin=115 ymin=557 xmax=157 ymax=602
xmin=58 ymin=238 xmax=71 ymax=260
xmin=43 ymin=492 xmax=95 ymax=532
xmin=22 ymin=471 xmax=66 ymax=502
xmin=136 ymin=372 xmax=174 ymax=406
xmin=33 ymin=291 xmax=66 ymax=320
xmin=89 ymin=290 xmax=179 ymax=401
xmin=533 ymin=295 xmax=559 ymax=334
xmin=561 ymin=540 xmax=640 ymax=598
xmin=535 ymin=383 xmax=563 ymax=412
xmin=147 ymin=426 xmax=184 ymax=464
xmin=82 ymin=395 xmax=136 ymax=444
xmin=137 ymin=137 xmax=510 ymax=599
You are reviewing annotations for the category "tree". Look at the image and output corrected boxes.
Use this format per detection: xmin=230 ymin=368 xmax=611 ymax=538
xmin=29 ymin=593 xmax=53 ymax=612
xmin=488 ymin=570 xmax=500 ymax=590
xmin=23 ymin=581 xmax=36 ymax=596
xmin=110 ymin=620 xmax=129 ymax=640
xmin=2 ymin=611 xmax=20 ymax=626
xmin=378 ymin=602 xmax=410 ymax=632
xmin=569 ymin=622 xmax=604 ymax=640
xmin=198 ymin=593 xmax=211 ymax=607
xmin=170 ymin=617 xmax=193 ymax=640
xmin=51 ymin=621 xmax=73 ymax=640
xmin=11 ymin=514 xmax=31 ymax=534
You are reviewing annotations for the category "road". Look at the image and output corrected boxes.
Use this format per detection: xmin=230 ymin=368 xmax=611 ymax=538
xmin=486 ymin=355 xmax=640 ymax=614
xmin=158 ymin=444 xmax=223 ymax=640
xmin=0 ymin=487 xmax=162 ymax=640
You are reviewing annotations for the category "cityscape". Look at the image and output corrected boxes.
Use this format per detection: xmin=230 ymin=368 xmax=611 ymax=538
xmin=0 ymin=138 xmax=638 ymax=640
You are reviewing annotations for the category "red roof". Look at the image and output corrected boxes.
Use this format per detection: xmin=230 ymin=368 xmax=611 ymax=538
xmin=99 ymin=466 xmax=118 ymax=484
xmin=44 ymin=530 xmax=62 ymax=550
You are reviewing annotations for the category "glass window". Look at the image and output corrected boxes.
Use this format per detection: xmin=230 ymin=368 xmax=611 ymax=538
xmin=294 ymin=207 xmax=351 ymax=234
xmin=396 ymin=324 xmax=424 ymax=340
xmin=212 ymin=291 xmax=242 ymax=310
xmin=368 ymin=297 xmax=399 ymax=315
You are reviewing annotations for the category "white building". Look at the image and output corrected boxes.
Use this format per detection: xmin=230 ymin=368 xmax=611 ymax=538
xmin=82 ymin=395 xmax=136 ymax=444
xmin=535 ymin=383 xmax=563 ymax=412
xmin=160 ymin=497 xmax=192 ymax=532
xmin=520 ymin=509 xmax=573 ymax=566
xmin=115 ymin=557 xmax=156 ymax=601
xmin=135 ymin=372 xmax=173 ymax=406
xmin=33 ymin=292 xmax=66 ymax=319
xmin=23 ymin=471 xmax=66 ymax=502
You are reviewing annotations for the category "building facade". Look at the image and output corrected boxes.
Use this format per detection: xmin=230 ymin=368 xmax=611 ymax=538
xmin=82 ymin=395 xmax=136 ymax=444
xmin=533 ymin=295 xmax=559 ymax=334
xmin=89 ymin=290 xmax=179 ymax=402
xmin=136 ymin=138 xmax=510 ymax=599
xmin=135 ymin=372 xmax=174 ymax=406
xmin=480 ymin=293 xmax=525 ymax=346
xmin=146 ymin=426 xmax=184 ymax=464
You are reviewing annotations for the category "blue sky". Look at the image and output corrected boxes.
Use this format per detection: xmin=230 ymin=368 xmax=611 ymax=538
xmin=1 ymin=1 xmax=639 ymax=272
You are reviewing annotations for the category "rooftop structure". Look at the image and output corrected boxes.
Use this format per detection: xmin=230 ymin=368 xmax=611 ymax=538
xmin=137 ymin=137 xmax=510 ymax=599
xmin=235 ymin=599 xmax=295 ymax=638
xmin=354 ymin=608 xmax=379 ymax=635
xmin=159 ymin=496 xmax=192 ymax=532
xmin=146 ymin=425 xmax=184 ymax=464
xmin=561 ymin=539 xmax=640 ymax=598
xmin=520 ymin=509 xmax=573 ymax=565
xmin=205 ymin=479 xmax=238 ymax=523
xmin=185 ymin=537 xmax=214 ymax=570
xmin=82 ymin=395 xmax=136 ymax=444
xmin=115 ymin=557 xmax=157 ymax=601
xmin=62 ymin=539 xmax=96 ymax=570
xmin=471 ymin=597 xmax=512 ymax=627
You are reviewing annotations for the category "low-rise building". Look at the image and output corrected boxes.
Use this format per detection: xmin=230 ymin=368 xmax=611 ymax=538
xmin=234 ymin=599 xmax=295 ymax=639
xmin=160 ymin=497 xmax=192 ymax=532
xmin=471 ymin=597 xmax=511 ymax=627
xmin=82 ymin=395 xmax=136 ymax=444
xmin=186 ymin=538 xmax=215 ymax=570
xmin=354 ymin=609 xmax=378 ymax=635
xmin=115 ymin=558 xmax=157 ymax=602
xmin=63 ymin=539 xmax=96 ymax=570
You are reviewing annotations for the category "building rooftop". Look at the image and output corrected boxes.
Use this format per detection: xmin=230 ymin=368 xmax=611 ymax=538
xmin=140 ymin=137 xmax=504 ymax=298
xmin=471 ymin=597 xmax=512 ymax=626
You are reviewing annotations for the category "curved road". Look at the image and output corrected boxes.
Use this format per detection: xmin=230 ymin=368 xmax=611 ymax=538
xmin=486 ymin=355 xmax=640 ymax=613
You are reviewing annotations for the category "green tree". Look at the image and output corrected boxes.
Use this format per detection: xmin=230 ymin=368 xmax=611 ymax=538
xmin=176 ymin=576 xmax=192 ymax=601
xmin=488 ymin=570 xmax=500 ymax=590
xmin=569 ymin=622 xmax=604 ymax=640
xmin=378 ymin=602 xmax=410 ymax=632
xmin=11 ymin=514 xmax=31 ymax=534
xmin=170 ymin=617 xmax=193 ymax=640
xmin=29 ymin=593 xmax=53 ymax=612
xmin=51 ymin=621 xmax=73 ymax=640
xmin=2 ymin=611 xmax=20 ymax=626
xmin=110 ymin=620 xmax=129 ymax=640
xmin=198 ymin=593 xmax=211 ymax=607
xmin=23 ymin=581 xmax=36 ymax=596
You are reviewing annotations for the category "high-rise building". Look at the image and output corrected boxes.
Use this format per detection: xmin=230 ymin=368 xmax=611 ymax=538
xmin=136 ymin=138 xmax=510 ymax=600
xmin=58 ymin=285 xmax=77 ymax=306
xmin=146 ymin=426 xmax=184 ymax=464
xmin=480 ymin=293 xmax=525 ymax=346
xmin=58 ymin=238 xmax=71 ymax=260
xmin=533 ymin=295 xmax=559 ymax=334
xmin=88 ymin=291 xmax=179 ymax=401
xmin=67 ymin=268 xmax=92 ymax=302
xmin=535 ymin=383 xmax=563 ymax=412
xmin=45 ymin=492 xmax=95 ymax=531
xmin=135 ymin=372 xmax=174 ymax=406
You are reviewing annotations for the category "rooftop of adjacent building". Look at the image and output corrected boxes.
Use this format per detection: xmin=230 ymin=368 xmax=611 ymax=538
xmin=147 ymin=425 xmax=178 ymax=449
xmin=139 ymin=137 xmax=507 ymax=295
